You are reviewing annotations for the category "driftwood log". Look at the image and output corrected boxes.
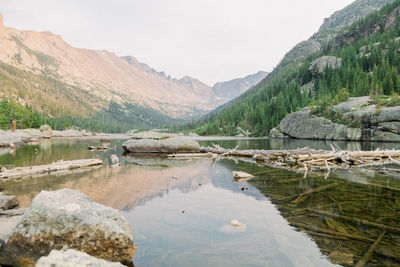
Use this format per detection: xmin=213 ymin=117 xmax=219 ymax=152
xmin=0 ymin=159 xmax=103 ymax=180
xmin=168 ymin=144 xmax=400 ymax=173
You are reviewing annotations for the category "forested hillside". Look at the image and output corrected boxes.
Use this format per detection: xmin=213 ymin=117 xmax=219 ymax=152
xmin=176 ymin=0 xmax=400 ymax=136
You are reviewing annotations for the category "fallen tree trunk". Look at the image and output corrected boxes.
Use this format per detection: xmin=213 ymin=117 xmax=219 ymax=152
xmin=355 ymin=231 xmax=386 ymax=267
xmin=0 ymin=159 xmax=103 ymax=180
xmin=308 ymin=209 xmax=400 ymax=233
xmin=278 ymin=183 xmax=339 ymax=202
xmin=197 ymin=146 xmax=400 ymax=172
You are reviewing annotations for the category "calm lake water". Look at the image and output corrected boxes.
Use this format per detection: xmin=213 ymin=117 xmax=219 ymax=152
xmin=1 ymin=138 xmax=400 ymax=266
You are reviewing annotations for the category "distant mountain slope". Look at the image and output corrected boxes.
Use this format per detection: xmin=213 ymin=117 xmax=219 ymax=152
xmin=176 ymin=76 xmax=215 ymax=102
xmin=212 ymin=71 xmax=269 ymax=100
xmin=0 ymin=15 xmax=224 ymax=122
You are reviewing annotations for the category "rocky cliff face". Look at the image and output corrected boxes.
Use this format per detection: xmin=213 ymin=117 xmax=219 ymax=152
xmin=212 ymin=71 xmax=269 ymax=100
xmin=276 ymin=0 xmax=395 ymax=70
xmin=276 ymin=97 xmax=400 ymax=142
xmin=319 ymin=0 xmax=395 ymax=32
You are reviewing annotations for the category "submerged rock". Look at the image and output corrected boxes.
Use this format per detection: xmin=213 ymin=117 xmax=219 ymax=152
xmin=130 ymin=131 xmax=177 ymax=140
xmin=36 ymin=249 xmax=124 ymax=267
xmin=0 ymin=189 xmax=136 ymax=266
xmin=219 ymin=220 xmax=247 ymax=234
xmin=230 ymin=219 xmax=244 ymax=227
xmin=122 ymin=137 xmax=200 ymax=153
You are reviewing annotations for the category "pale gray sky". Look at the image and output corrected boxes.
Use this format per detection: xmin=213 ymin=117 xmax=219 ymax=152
xmin=0 ymin=0 xmax=354 ymax=85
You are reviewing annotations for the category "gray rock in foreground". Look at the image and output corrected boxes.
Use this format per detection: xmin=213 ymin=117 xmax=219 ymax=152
xmin=36 ymin=249 xmax=124 ymax=267
xmin=0 ymin=189 xmax=136 ymax=266
xmin=122 ymin=137 xmax=200 ymax=153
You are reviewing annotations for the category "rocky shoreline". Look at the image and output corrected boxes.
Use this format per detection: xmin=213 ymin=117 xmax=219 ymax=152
xmin=0 ymin=127 xmax=132 ymax=148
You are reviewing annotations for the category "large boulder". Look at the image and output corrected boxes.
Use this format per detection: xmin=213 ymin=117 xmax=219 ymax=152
xmin=122 ymin=137 xmax=200 ymax=153
xmin=0 ymin=189 xmax=136 ymax=266
xmin=39 ymin=125 xmax=52 ymax=139
xmin=130 ymin=131 xmax=177 ymax=140
xmin=309 ymin=56 xmax=342 ymax=75
xmin=278 ymin=97 xmax=400 ymax=142
xmin=36 ymin=249 xmax=124 ymax=267
xmin=280 ymin=107 xmax=362 ymax=140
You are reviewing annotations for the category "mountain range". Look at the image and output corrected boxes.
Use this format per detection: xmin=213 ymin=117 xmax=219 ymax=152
xmin=0 ymin=14 xmax=266 ymax=130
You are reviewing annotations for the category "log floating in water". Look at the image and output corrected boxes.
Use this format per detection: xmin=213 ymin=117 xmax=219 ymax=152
xmin=88 ymin=146 xmax=109 ymax=151
xmin=0 ymin=159 xmax=103 ymax=180
xmin=167 ymin=153 xmax=214 ymax=158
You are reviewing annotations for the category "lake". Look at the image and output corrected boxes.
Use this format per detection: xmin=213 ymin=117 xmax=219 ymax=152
xmin=1 ymin=137 xmax=399 ymax=266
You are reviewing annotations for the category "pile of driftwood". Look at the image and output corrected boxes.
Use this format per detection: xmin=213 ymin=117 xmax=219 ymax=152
xmin=169 ymin=145 xmax=400 ymax=173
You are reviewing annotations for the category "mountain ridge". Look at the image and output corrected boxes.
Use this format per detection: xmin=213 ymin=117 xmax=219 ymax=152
xmin=212 ymin=71 xmax=268 ymax=100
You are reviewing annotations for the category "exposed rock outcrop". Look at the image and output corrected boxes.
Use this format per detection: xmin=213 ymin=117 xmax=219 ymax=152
xmin=0 ymin=189 xmax=136 ymax=266
xmin=36 ymin=249 xmax=124 ymax=267
xmin=277 ymin=0 xmax=395 ymax=70
xmin=333 ymin=96 xmax=370 ymax=113
xmin=122 ymin=137 xmax=200 ymax=153
xmin=278 ymin=97 xmax=400 ymax=142
xmin=280 ymin=108 xmax=362 ymax=140
xmin=300 ymin=80 xmax=315 ymax=96
xmin=309 ymin=56 xmax=342 ymax=75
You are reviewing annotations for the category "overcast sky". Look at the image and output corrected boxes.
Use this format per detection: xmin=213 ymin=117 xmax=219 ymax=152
xmin=0 ymin=0 xmax=354 ymax=85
